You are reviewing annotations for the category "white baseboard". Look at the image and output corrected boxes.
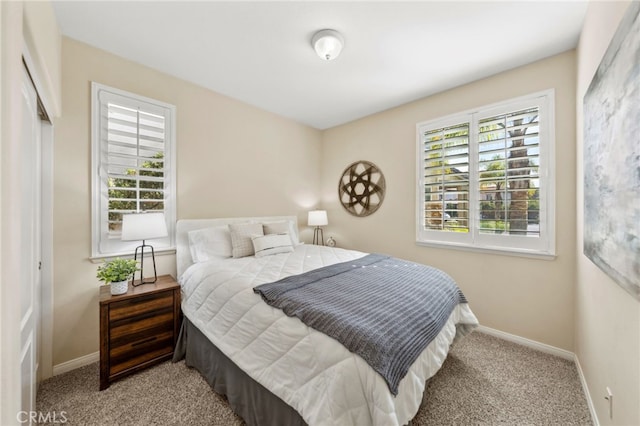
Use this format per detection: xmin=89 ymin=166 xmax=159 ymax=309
xmin=476 ymin=325 xmax=574 ymax=360
xmin=574 ymin=354 xmax=600 ymax=426
xmin=52 ymin=351 xmax=99 ymax=376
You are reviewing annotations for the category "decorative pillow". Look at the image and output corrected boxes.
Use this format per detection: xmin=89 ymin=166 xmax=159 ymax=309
xmin=251 ymin=233 xmax=294 ymax=258
xmin=229 ymin=222 xmax=264 ymax=258
xmin=263 ymin=220 xmax=301 ymax=246
xmin=187 ymin=226 xmax=232 ymax=262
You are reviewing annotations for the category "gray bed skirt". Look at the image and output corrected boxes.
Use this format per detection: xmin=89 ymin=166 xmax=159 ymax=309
xmin=172 ymin=318 xmax=306 ymax=426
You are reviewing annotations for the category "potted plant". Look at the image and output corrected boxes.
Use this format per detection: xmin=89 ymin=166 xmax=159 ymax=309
xmin=97 ymin=258 xmax=139 ymax=295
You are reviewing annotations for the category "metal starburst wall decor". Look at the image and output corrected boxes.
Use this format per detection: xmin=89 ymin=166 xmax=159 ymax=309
xmin=338 ymin=161 xmax=386 ymax=217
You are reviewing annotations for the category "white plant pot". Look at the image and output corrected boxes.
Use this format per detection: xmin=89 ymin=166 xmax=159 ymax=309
xmin=110 ymin=280 xmax=129 ymax=295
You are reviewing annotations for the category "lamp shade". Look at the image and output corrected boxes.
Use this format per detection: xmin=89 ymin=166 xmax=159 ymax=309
xmin=308 ymin=210 xmax=328 ymax=227
xmin=121 ymin=212 xmax=168 ymax=241
xmin=312 ymin=29 xmax=344 ymax=61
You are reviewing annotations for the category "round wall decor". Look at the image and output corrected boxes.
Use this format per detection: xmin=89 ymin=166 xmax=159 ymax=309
xmin=338 ymin=160 xmax=386 ymax=217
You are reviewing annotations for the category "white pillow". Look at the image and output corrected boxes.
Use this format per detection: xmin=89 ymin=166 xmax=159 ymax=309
xmin=251 ymin=233 xmax=294 ymax=258
xmin=262 ymin=220 xmax=301 ymax=246
xmin=229 ymin=222 xmax=264 ymax=258
xmin=188 ymin=226 xmax=232 ymax=262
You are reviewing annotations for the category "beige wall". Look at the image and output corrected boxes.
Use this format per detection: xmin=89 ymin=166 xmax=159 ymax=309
xmin=575 ymin=2 xmax=640 ymax=425
xmin=53 ymin=37 xmax=322 ymax=365
xmin=321 ymin=52 xmax=577 ymax=351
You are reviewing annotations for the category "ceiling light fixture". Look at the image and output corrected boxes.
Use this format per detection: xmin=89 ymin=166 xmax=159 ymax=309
xmin=312 ymin=29 xmax=344 ymax=61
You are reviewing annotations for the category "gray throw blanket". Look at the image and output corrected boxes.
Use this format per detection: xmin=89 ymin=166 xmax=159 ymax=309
xmin=253 ymin=254 xmax=468 ymax=395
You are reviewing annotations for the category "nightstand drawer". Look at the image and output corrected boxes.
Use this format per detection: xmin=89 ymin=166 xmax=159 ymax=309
xmin=109 ymin=292 xmax=173 ymax=322
xmin=109 ymin=330 xmax=174 ymax=376
xmin=109 ymin=312 xmax=174 ymax=347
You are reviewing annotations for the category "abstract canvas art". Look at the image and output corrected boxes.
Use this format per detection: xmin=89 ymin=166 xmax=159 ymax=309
xmin=583 ymin=2 xmax=640 ymax=301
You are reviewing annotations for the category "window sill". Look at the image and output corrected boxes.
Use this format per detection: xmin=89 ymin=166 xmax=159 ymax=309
xmin=89 ymin=247 xmax=176 ymax=264
xmin=415 ymin=240 xmax=556 ymax=260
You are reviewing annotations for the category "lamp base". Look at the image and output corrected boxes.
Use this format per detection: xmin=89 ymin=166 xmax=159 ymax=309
xmin=312 ymin=227 xmax=325 ymax=246
xmin=132 ymin=241 xmax=158 ymax=286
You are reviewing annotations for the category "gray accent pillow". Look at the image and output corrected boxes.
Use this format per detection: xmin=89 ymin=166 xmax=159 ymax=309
xmin=229 ymin=222 xmax=264 ymax=258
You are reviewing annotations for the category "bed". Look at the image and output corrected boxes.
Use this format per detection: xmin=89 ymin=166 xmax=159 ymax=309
xmin=173 ymin=216 xmax=478 ymax=426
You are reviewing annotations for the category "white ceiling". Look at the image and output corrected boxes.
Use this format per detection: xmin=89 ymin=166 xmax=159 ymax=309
xmin=52 ymin=1 xmax=588 ymax=130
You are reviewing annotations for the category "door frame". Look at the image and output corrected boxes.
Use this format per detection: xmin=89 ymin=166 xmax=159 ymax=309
xmin=22 ymin=42 xmax=54 ymax=382
xmin=39 ymin=121 xmax=53 ymax=381
xmin=1 ymin=3 xmax=27 ymax=423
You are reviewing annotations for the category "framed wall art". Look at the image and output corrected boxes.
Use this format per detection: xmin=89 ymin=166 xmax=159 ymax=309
xmin=583 ymin=2 xmax=640 ymax=301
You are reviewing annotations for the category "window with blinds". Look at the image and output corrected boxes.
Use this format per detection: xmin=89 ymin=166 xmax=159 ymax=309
xmin=91 ymin=83 xmax=176 ymax=257
xmin=422 ymin=123 xmax=470 ymax=232
xmin=416 ymin=90 xmax=555 ymax=257
xmin=106 ymin=104 xmax=166 ymax=232
xmin=478 ymin=107 xmax=540 ymax=237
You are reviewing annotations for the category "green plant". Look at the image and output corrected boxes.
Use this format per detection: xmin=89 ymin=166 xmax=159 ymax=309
xmin=96 ymin=258 xmax=139 ymax=284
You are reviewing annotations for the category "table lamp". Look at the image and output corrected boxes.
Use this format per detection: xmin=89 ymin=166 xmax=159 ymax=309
xmin=308 ymin=210 xmax=328 ymax=245
xmin=121 ymin=212 xmax=168 ymax=285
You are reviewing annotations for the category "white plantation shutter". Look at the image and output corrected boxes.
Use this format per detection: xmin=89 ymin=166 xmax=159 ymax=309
xmin=105 ymin=103 xmax=166 ymax=227
xmin=416 ymin=90 xmax=555 ymax=257
xmin=477 ymin=107 xmax=540 ymax=236
xmin=92 ymin=83 xmax=176 ymax=257
xmin=422 ymin=122 xmax=470 ymax=232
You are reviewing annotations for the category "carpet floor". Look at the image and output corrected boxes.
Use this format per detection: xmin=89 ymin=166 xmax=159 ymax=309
xmin=37 ymin=332 xmax=592 ymax=425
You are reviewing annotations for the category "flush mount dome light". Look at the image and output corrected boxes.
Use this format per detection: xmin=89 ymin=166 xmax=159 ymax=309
xmin=312 ymin=29 xmax=344 ymax=61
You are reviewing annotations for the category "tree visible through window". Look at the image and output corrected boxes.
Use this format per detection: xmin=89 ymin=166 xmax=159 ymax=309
xmin=108 ymin=152 xmax=165 ymax=232
xmin=477 ymin=107 xmax=540 ymax=236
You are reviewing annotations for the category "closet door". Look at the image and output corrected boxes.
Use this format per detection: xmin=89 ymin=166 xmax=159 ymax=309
xmin=20 ymin=65 xmax=42 ymax=423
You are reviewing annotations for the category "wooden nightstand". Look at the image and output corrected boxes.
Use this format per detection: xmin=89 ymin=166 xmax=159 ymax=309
xmin=99 ymin=275 xmax=181 ymax=390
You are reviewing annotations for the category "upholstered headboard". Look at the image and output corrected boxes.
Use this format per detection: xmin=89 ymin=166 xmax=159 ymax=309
xmin=175 ymin=216 xmax=299 ymax=280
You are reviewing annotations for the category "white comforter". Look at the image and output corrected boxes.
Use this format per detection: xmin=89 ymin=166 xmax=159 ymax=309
xmin=180 ymin=245 xmax=478 ymax=426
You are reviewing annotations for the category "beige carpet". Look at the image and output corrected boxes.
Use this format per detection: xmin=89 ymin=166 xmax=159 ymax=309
xmin=37 ymin=332 xmax=592 ymax=425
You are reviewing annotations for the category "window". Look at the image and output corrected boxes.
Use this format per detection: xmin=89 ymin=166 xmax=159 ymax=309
xmin=91 ymin=83 xmax=176 ymax=258
xmin=416 ymin=90 xmax=555 ymax=257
